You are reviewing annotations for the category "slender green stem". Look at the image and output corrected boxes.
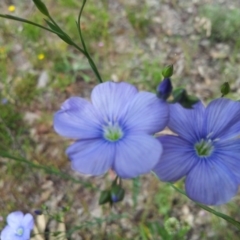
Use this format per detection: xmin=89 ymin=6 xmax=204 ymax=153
xmin=0 ymin=151 xmax=96 ymax=190
xmin=49 ymin=8 xmax=102 ymax=83
xmin=77 ymin=0 xmax=103 ymax=83
xmin=0 ymin=8 xmax=103 ymax=83
xmin=0 ymin=14 xmax=62 ymax=35
xmin=169 ymin=183 xmax=240 ymax=229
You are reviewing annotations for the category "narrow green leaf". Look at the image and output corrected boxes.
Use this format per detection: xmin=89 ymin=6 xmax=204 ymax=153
xmin=57 ymin=34 xmax=74 ymax=45
xmin=44 ymin=19 xmax=61 ymax=32
xmin=76 ymin=0 xmax=103 ymax=83
xmin=0 ymin=14 xmax=61 ymax=35
xmin=0 ymin=151 xmax=96 ymax=189
xmin=169 ymin=183 xmax=240 ymax=229
xmin=33 ymin=0 xmax=49 ymax=16
xmin=45 ymin=19 xmax=74 ymax=45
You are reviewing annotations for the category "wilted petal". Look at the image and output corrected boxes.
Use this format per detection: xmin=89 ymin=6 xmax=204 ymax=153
xmin=67 ymin=139 xmax=115 ymax=176
xmin=154 ymin=136 xmax=197 ymax=182
xmin=168 ymin=101 xmax=205 ymax=142
xmin=7 ymin=211 xmax=23 ymax=229
xmin=123 ymin=92 xmax=168 ymax=134
xmin=185 ymin=159 xmax=238 ymax=205
xmin=91 ymin=81 xmax=138 ymax=121
xmin=204 ymin=98 xmax=240 ymax=140
xmin=54 ymin=97 xmax=101 ymax=139
xmin=114 ymin=134 xmax=162 ymax=178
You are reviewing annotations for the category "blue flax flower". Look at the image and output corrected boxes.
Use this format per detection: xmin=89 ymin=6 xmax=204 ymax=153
xmin=54 ymin=81 xmax=168 ymax=178
xmin=154 ymin=98 xmax=240 ymax=205
xmin=1 ymin=211 xmax=34 ymax=240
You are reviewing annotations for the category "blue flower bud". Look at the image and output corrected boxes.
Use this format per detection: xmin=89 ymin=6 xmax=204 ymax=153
xmin=110 ymin=185 xmax=125 ymax=203
xmin=34 ymin=210 xmax=42 ymax=215
xmin=157 ymin=78 xmax=173 ymax=100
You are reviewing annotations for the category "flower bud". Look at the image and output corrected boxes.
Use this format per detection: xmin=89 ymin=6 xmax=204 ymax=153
xmin=34 ymin=210 xmax=42 ymax=215
xmin=99 ymin=190 xmax=111 ymax=205
xmin=172 ymin=88 xmax=199 ymax=109
xmin=220 ymin=82 xmax=230 ymax=96
xmin=111 ymin=185 xmax=125 ymax=203
xmin=157 ymin=78 xmax=173 ymax=100
xmin=162 ymin=65 xmax=174 ymax=78
xmin=33 ymin=0 xmax=49 ymax=16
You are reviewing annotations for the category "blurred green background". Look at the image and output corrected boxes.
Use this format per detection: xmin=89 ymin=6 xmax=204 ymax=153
xmin=1 ymin=0 xmax=240 ymax=239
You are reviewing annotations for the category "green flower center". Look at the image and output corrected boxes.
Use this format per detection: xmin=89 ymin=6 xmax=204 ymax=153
xmin=103 ymin=123 xmax=123 ymax=142
xmin=16 ymin=227 xmax=24 ymax=236
xmin=194 ymin=139 xmax=213 ymax=157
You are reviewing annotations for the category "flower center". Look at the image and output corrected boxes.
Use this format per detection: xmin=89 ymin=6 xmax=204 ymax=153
xmin=194 ymin=139 xmax=213 ymax=157
xmin=15 ymin=227 xmax=24 ymax=236
xmin=103 ymin=122 xmax=123 ymax=142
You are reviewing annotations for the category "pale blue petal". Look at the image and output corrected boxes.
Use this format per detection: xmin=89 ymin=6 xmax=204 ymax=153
xmin=203 ymin=98 xmax=240 ymax=140
xmin=153 ymin=136 xmax=197 ymax=182
xmin=215 ymin=139 xmax=240 ymax=183
xmin=67 ymin=139 xmax=114 ymax=176
xmin=185 ymin=159 xmax=238 ymax=205
xmin=22 ymin=229 xmax=31 ymax=240
xmin=22 ymin=213 xmax=34 ymax=230
xmin=0 ymin=225 xmax=20 ymax=240
xmin=91 ymin=81 xmax=138 ymax=122
xmin=54 ymin=97 xmax=102 ymax=139
xmin=168 ymin=101 xmax=205 ymax=142
xmin=123 ymin=92 xmax=169 ymax=134
xmin=7 ymin=211 xmax=23 ymax=229
xmin=113 ymin=134 xmax=162 ymax=178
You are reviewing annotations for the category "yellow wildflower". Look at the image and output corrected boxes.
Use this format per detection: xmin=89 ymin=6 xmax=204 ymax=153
xmin=38 ymin=54 xmax=45 ymax=60
xmin=8 ymin=5 xmax=16 ymax=12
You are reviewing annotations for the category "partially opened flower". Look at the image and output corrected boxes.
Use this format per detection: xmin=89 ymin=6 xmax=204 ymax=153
xmin=54 ymin=81 xmax=168 ymax=178
xmin=154 ymin=98 xmax=240 ymax=205
xmin=1 ymin=211 xmax=34 ymax=240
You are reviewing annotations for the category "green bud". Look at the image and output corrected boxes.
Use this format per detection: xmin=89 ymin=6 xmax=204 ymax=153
xmin=180 ymin=95 xmax=199 ymax=109
xmin=111 ymin=185 xmax=125 ymax=203
xmin=33 ymin=0 xmax=49 ymax=16
xmin=162 ymin=65 xmax=174 ymax=78
xmin=172 ymin=87 xmax=186 ymax=102
xmin=171 ymin=88 xmax=199 ymax=109
xmin=99 ymin=190 xmax=111 ymax=205
xmin=221 ymin=82 xmax=230 ymax=96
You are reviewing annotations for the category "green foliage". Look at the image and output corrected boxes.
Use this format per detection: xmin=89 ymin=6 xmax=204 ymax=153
xmin=126 ymin=4 xmax=151 ymax=37
xmin=83 ymin=1 xmax=110 ymax=42
xmin=200 ymin=5 xmax=240 ymax=43
xmin=139 ymin=59 xmax=164 ymax=91
xmin=0 ymin=102 xmax=22 ymax=150
xmin=14 ymin=74 xmax=38 ymax=104
xmin=21 ymin=20 xmax=42 ymax=42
